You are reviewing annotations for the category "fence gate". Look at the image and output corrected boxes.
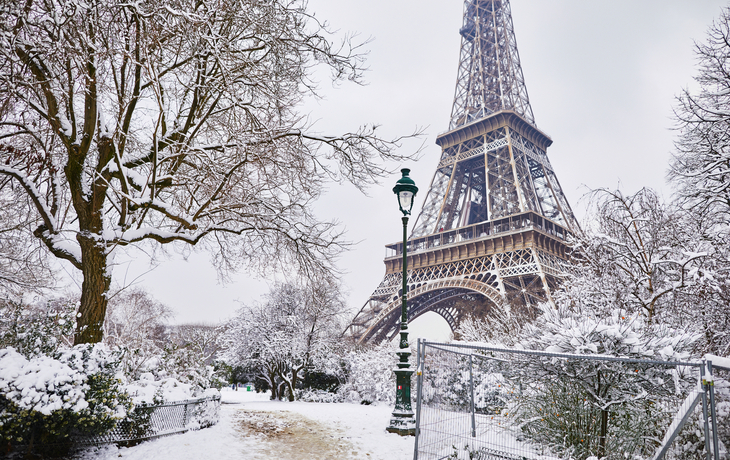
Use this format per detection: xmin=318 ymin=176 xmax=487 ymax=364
xmin=413 ymin=340 xmax=726 ymax=460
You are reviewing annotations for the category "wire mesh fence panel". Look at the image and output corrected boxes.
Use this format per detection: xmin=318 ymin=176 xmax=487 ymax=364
xmin=414 ymin=341 xmax=721 ymax=460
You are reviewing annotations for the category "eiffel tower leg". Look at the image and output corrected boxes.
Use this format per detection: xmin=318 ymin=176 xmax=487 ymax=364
xmin=387 ymin=216 xmax=416 ymax=436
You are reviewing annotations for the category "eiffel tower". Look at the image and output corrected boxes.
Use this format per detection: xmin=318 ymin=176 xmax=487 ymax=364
xmin=347 ymin=0 xmax=579 ymax=344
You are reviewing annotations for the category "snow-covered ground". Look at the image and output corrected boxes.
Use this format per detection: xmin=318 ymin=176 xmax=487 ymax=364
xmin=77 ymin=388 xmax=415 ymax=460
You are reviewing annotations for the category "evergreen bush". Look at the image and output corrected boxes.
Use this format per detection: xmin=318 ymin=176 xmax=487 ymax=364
xmin=0 ymin=345 xmax=131 ymax=457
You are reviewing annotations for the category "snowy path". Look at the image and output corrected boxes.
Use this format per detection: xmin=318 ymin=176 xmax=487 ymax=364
xmin=77 ymin=389 xmax=415 ymax=459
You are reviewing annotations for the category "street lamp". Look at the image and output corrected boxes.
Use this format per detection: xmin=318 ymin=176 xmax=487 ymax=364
xmin=387 ymin=168 xmax=418 ymax=436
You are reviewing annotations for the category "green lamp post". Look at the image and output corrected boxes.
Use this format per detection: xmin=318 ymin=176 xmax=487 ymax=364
xmin=386 ymin=168 xmax=418 ymax=436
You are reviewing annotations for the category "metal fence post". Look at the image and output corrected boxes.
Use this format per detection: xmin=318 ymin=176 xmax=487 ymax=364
xmin=707 ymin=361 xmax=720 ymax=460
xmin=469 ymin=352 xmax=476 ymax=438
xmin=183 ymin=402 xmax=189 ymax=428
xmin=701 ymin=362 xmax=712 ymax=460
xmin=413 ymin=339 xmax=424 ymax=460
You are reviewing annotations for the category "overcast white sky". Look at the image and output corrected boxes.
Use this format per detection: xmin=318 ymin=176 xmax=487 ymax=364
xmin=91 ymin=1 xmax=727 ymax=338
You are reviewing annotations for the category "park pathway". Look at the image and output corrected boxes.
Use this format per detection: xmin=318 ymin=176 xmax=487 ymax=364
xmin=77 ymin=389 xmax=413 ymax=459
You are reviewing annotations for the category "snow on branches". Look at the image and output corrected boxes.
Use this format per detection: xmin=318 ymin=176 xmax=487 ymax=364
xmin=574 ymin=188 xmax=716 ymax=324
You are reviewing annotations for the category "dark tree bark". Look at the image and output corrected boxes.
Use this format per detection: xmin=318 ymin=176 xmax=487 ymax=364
xmin=76 ymin=238 xmax=111 ymax=344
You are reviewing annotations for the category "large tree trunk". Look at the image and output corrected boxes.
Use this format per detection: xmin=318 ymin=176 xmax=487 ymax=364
xmin=266 ymin=367 xmax=279 ymax=400
xmin=286 ymin=368 xmax=299 ymax=402
xmin=74 ymin=236 xmax=111 ymax=344
xmin=599 ymin=408 xmax=609 ymax=456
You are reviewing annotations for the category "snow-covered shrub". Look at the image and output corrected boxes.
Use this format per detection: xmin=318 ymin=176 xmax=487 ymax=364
xmin=187 ymin=389 xmax=221 ymax=430
xmin=209 ymin=361 xmax=233 ymax=390
xmin=124 ymin=373 xmax=208 ymax=405
xmin=118 ymin=377 xmax=220 ymax=440
xmin=296 ymin=388 xmax=343 ymax=403
xmin=301 ymin=369 xmax=343 ymax=393
xmin=0 ymin=297 xmax=75 ymax=358
xmin=0 ymin=344 xmax=130 ymax=456
xmin=339 ymin=342 xmax=397 ymax=405
xmin=107 ymin=375 xmax=220 ymax=443
xmin=292 ymin=366 xmax=345 ymax=402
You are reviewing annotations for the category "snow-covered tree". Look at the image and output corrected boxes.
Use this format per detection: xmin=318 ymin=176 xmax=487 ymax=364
xmin=163 ymin=323 xmax=225 ymax=389
xmin=668 ymin=6 xmax=730 ymax=356
xmin=0 ymin=0 xmax=417 ymax=344
xmin=103 ymin=287 xmax=170 ymax=379
xmin=575 ymin=188 xmax=730 ymax=355
xmin=671 ymin=6 xmax=730 ymax=225
xmin=460 ymin=188 xmax=714 ymax=345
xmin=221 ymin=278 xmax=345 ymax=401
xmin=571 ymin=188 xmax=713 ymax=324
xmin=168 ymin=323 xmax=222 ymax=367
xmin=669 ymin=215 xmax=730 ymax=356
xmin=455 ymin=298 xmax=524 ymax=345
xmin=104 ymin=290 xmax=224 ymax=388
xmin=338 ymin=342 xmax=397 ymax=405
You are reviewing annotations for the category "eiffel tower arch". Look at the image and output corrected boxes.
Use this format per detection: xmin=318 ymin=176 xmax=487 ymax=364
xmin=347 ymin=0 xmax=579 ymax=344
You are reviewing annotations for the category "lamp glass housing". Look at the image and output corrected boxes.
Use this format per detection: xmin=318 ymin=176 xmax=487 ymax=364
xmin=398 ymin=191 xmax=414 ymax=215
xmin=392 ymin=168 xmax=419 ymax=216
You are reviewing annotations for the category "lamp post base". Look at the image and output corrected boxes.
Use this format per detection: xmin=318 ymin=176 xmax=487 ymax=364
xmin=386 ymin=409 xmax=416 ymax=436
xmin=387 ymin=364 xmax=416 ymax=436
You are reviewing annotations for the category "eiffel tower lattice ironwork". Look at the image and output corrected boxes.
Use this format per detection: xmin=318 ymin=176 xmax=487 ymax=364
xmin=347 ymin=0 xmax=579 ymax=344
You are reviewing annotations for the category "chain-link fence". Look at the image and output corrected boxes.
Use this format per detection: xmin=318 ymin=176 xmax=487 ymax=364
xmin=76 ymin=394 xmax=221 ymax=446
xmin=414 ymin=340 xmax=726 ymax=460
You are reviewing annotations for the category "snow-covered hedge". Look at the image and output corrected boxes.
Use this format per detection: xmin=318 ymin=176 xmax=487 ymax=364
xmin=296 ymin=388 xmax=342 ymax=403
xmin=0 ymin=343 xmax=222 ymax=456
xmin=0 ymin=344 xmax=131 ymax=456
xmin=125 ymin=372 xmax=219 ymax=405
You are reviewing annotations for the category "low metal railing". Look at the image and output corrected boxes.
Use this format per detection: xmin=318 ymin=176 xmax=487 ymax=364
xmin=385 ymin=211 xmax=570 ymax=259
xmin=76 ymin=394 xmax=221 ymax=445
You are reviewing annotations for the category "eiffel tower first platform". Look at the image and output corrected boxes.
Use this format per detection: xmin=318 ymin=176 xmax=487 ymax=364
xmin=347 ymin=0 xmax=580 ymax=344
